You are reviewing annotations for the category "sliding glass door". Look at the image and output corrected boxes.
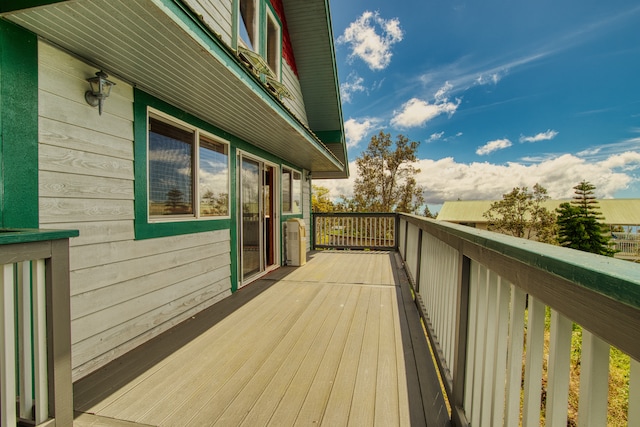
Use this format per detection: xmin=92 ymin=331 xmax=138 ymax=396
xmin=239 ymin=154 xmax=277 ymax=285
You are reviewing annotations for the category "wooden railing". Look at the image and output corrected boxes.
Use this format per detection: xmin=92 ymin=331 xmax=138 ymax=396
xmin=312 ymin=212 xmax=397 ymax=250
xmin=0 ymin=229 xmax=77 ymax=427
xmin=397 ymin=214 xmax=640 ymax=426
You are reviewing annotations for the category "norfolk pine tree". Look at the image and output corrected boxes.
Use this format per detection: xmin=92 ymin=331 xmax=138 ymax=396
xmin=556 ymin=180 xmax=615 ymax=256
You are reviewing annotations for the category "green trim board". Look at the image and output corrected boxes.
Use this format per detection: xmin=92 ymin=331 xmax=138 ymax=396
xmin=0 ymin=19 xmax=39 ymax=228
xmin=133 ymin=89 xmax=234 ymax=240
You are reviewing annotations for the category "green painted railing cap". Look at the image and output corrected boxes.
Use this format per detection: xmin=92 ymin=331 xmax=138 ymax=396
xmin=0 ymin=228 xmax=79 ymax=245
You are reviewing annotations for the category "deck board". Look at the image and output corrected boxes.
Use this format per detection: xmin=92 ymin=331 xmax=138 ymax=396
xmin=73 ymin=251 xmax=444 ymax=427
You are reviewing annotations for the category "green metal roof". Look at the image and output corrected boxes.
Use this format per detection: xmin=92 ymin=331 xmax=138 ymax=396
xmin=437 ymin=199 xmax=640 ymax=225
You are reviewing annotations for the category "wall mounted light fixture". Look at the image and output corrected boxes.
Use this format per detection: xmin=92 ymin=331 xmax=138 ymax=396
xmin=85 ymin=71 xmax=115 ymax=115
xmin=305 ymin=172 xmax=312 ymax=182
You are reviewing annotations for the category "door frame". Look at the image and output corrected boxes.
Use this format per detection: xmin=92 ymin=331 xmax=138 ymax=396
xmin=237 ymin=150 xmax=280 ymax=287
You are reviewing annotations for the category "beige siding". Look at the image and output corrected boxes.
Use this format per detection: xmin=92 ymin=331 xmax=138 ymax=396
xmin=38 ymin=42 xmax=232 ymax=381
xmin=282 ymin=62 xmax=308 ymax=125
xmin=183 ymin=0 xmax=234 ymax=45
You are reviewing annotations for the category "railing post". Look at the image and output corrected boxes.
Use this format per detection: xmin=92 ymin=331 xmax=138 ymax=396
xmin=46 ymin=239 xmax=73 ymax=426
xmin=452 ymin=253 xmax=471 ymax=426
xmin=394 ymin=213 xmax=400 ymax=250
xmin=311 ymin=213 xmax=316 ymax=250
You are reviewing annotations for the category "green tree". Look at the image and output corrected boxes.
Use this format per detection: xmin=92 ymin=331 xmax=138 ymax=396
xmin=483 ymin=183 xmax=557 ymax=243
xmin=556 ymin=180 xmax=615 ymax=256
xmin=342 ymin=131 xmax=425 ymax=214
xmin=311 ymin=185 xmax=335 ymax=213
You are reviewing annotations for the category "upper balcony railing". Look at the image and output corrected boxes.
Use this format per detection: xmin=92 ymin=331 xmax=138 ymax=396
xmin=312 ymin=212 xmax=640 ymax=426
xmin=0 ymin=228 xmax=77 ymax=427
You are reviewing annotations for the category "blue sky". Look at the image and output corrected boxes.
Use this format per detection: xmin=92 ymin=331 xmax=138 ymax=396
xmin=325 ymin=0 xmax=640 ymax=209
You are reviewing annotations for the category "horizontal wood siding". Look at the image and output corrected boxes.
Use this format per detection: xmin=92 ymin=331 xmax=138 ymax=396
xmin=183 ymin=0 xmax=233 ymax=46
xmin=38 ymin=41 xmax=232 ymax=381
xmin=282 ymin=62 xmax=308 ymax=124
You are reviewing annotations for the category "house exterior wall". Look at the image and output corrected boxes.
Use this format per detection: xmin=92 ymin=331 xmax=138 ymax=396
xmin=38 ymin=42 xmax=233 ymax=380
xmin=182 ymin=0 xmax=308 ymax=125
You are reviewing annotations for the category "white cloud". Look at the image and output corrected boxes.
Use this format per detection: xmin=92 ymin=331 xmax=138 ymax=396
xmin=391 ymin=97 xmax=460 ymax=128
xmin=475 ymin=72 xmax=503 ymax=85
xmin=319 ymin=152 xmax=640 ymax=206
xmin=519 ymin=129 xmax=559 ymax=143
xmin=434 ymin=81 xmax=453 ymax=101
xmin=577 ymin=147 xmax=601 ymax=156
xmin=476 ymin=138 xmax=512 ymax=155
xmin=344 ymin=118 xmax=377 ymax=148
xmin=340 ymin=72 xmax=366 ymax=103
xmin=428 ymin=131 xmax=445 ymax=142
xmin=337 ymin=11 xmax=403 ymax=71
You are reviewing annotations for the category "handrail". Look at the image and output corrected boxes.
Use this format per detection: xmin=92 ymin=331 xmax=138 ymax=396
xmin=397 ymin=214 xmax=640 ymax=426
xmin=0 ymin=228 xmax=77 ymax=427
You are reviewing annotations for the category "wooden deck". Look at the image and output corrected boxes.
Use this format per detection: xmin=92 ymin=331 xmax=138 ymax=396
xmin=73 ymin=251 xmax=449 ymax=426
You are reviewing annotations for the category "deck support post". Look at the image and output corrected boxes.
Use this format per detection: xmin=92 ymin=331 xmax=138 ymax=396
xmin=451 ymin=252 xmax=471 ymax=426
xmin=46 ymin=239 xmax=74 ymax=426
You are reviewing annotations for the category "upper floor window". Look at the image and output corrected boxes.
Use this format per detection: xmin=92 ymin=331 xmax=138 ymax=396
xmin=265 ymin=7 xmax=282 ymax=79
xmin=148 ymin=111 xmax=229 ymax=220
xmin=239 ymin=0 xmax=259 ymax=51
xmin=237 ymin=0 xmax=282 ymax=80
xmin=282 ymin=167 xmax=301 ymax=214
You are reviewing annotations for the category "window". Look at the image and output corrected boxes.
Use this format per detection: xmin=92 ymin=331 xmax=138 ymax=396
xmin=239 ymin=0 xmax=258 ymax=51
xmin=282 ymin=168 xmax=301 ymax=214
xmin=265 ymin=7 xmax=282 ymax=79
xmin=237 ymin=0 xmax=282 ymax=80
xmin=148 ymin=112 xmax=229 ymax=220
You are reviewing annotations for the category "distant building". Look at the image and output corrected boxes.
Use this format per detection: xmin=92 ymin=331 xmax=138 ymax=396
xmin=437 ymin=199 xmax=640 ymax=260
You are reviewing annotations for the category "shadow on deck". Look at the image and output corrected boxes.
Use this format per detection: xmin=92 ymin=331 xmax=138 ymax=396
xmin=73 ymin=251 xmax=449 ymax=426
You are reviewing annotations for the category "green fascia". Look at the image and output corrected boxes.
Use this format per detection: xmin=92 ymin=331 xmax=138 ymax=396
xmin=321 ymin=0 xmax=348 ymax=165
xmin=315 ymin=130 xmax=344 ymax=145
xmin=0 ymin=19 xmax=39 ymax=228
xmin=0 ymin=0 xmax=65 ymax=13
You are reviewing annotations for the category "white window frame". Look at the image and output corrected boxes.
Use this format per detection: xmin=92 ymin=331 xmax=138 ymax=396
xmin=238 ymin=0 xmax=260 ymax=52
xmin=265 ymin=5 xmax=282 ymax=80
xmin=147 ymin=108 xmax=230 ymax=222
xmin=282 ymin=167 xmax=302 ymax=214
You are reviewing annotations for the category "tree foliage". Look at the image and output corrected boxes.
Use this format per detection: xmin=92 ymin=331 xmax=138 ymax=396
xmin=311 ymin=185 xmax=335 ymax=213
xmin=341 ymin=131 xmax=425 ymax=214
xmin=556 ymin=180 xmax=615 ymax=256
xmin=482 ymin=184 xmax=557 ymax=243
